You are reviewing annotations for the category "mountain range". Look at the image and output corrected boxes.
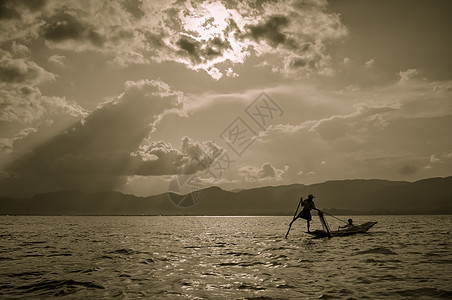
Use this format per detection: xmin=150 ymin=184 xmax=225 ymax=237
xmin=0 ymin=176 xmax=451 ymax=215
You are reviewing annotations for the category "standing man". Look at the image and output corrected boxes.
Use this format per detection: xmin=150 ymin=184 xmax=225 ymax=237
xmin=292 ymin=194 xmax=319 ymax=232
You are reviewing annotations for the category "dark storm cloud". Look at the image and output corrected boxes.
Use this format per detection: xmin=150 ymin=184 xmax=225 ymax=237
xmin=207 ymin=37 xmax=231 ymax=57
xmin=176 ymin=36 xmax=231 ymax=64
xmin=0 ymin=1 xmax=21 ymax=19
xmin=246 ymin=15 xmax=291 ymax=48
xmin=121 ymin=0 xmax=145 ymax=19
xmin=41 ymin=10 xmax=105 ymax=47
xmin=22 ymin=0 xmax=47 ymax=11
xmin=177 ymin=37 xmax=201 ymax=62
xmin=0 ymin=0 xmax=47 ymax=19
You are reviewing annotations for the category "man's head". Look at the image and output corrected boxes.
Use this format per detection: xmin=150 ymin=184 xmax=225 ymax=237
xmin=308 ymin=194 xmax=315 ymax=200
xmin=348 ymin=219 xmax=353 ymax=224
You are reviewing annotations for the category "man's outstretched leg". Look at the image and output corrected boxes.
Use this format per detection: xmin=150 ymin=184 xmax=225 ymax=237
xmin=289 ymin=216 xmax=299 ymax=228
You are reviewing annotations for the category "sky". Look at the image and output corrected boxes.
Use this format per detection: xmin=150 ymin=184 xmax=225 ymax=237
xmin=0 ymin=0 xmax=451 ymax=197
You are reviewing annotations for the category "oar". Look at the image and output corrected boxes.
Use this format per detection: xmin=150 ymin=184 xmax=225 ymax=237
xmin=285 ymin=197 xmax=302 ymax=239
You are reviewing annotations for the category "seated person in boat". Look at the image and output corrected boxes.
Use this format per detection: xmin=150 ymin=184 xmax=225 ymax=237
xmin=339 ymin=218 xmax=357 ymax=230
xmin=296 ymin=194 xmax=319 ymax=232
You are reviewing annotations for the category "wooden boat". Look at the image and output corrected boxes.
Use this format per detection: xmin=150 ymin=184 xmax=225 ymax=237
xmin=307 ymin=221 xmax=378 ymax=238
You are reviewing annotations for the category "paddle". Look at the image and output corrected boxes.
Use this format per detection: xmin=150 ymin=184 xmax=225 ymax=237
xmin=285 ymin=197 xmax=303 ymax=239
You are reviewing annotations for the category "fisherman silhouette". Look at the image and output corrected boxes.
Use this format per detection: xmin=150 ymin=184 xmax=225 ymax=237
xmin=339 ymin=218 xmax=357 ymax=230
xmin=288 ymin=194 xmax=319 ymax=232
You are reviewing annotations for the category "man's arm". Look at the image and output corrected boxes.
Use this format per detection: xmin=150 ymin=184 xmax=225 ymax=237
xmin=312 ymin=202 xmax=319 ymax=211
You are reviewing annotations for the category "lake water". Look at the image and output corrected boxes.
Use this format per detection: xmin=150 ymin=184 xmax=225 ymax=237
xmin=0 ymin=215 xmax=451 ymax=299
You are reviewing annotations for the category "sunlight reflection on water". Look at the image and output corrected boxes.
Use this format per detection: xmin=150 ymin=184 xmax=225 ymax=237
xmin=0 ymin=215 xmax=451 ymax=299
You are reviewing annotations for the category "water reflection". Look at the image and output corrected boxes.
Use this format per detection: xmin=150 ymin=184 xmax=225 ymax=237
xmin=0 ymin=215 xmax=451 ymax=299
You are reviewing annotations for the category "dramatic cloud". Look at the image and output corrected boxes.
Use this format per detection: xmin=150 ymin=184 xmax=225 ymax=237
xmin=0 ymin=44 xmax=86 ymax=157
xmin=0 ymin=86 xmax=86 ymax=124
xmin=0 ymin=0 xmax=347 ymax=78
xmin=240 ymin=162 xmax=288 ymax=181
xmin=0 ymin=0 xmax=48 ymax=43
xmin=41 ymin=9 xmax=105 ymax=49
xmin=248 ymin=72 xmax=452 ymax=183
xmin=0 ymin=128 xmax=37 ymax=153
xmin=0 ymin=0 xmax=47 ymax=20
xmin=398 ymin=68 xmax=419 ymax=83
xmin=246 ymin=15 xmax=291 ymax=48
xmin=0 ymin=40 xmax=86 ymax=165
xmin=2 ymin=79 xmax=223 ymax=196
xmin=132 ymin=137 xmax=222 ymax=175
xmin=0 ymin=47 xmax=55 ymax=86
xmin=311 ymin=104 xmax=397 ymax=141
xmin=121 ymin=0 xmax=145 ymax=20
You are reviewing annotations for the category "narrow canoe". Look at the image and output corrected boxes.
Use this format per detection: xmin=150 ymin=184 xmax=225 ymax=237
xmin=307 ymin=221 xmax=378 ymax=238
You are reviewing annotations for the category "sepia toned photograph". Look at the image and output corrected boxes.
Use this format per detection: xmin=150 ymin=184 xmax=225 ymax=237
xmin=0 ymin=0 xmax=451 ymax=298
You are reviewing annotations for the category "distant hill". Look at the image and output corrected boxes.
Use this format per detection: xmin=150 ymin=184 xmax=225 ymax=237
xmin=0 ymin=177 xmax=451 ymax=215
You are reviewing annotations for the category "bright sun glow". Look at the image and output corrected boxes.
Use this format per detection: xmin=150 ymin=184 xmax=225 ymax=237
xmin=182 ymin=2 xmax=230 ymax=41
xmin=177 ymin=1 xmax=249 ymax=78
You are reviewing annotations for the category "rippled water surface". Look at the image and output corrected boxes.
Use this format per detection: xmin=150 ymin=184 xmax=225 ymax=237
xmin=1 ymin=215 xmax=451 ymax=299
